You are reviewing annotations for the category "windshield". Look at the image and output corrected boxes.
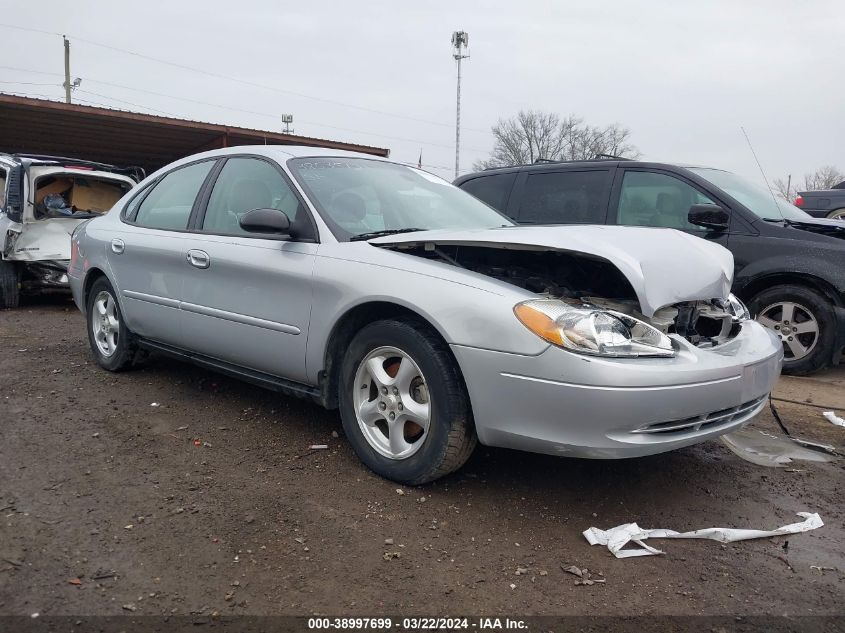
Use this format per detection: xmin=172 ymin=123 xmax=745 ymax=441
xmin=689 ymin=168 xmax=809 ymax=221
xmin=288 ymin=157 xmax=513 ymax=240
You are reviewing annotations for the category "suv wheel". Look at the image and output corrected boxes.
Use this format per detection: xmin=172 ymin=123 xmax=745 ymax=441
xmin=827 ymin=208 xmax=845 ymax=220
xmin=338 ymin=319 xmax=476 ymax=485
xmin=86 ymin=277 xmax=137 ymax=371
xmin=749 ymin=284 xmax=835 ymax=375
xmin=0 ymin=259 xmax=20 ymax=309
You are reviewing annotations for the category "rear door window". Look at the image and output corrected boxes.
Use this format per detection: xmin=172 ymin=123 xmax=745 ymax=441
xmin=460 ymin=173 xmax=516 ymax=212
xmin=616 ymin=171 xmax=716 ymax=230
xmin=517 ymin=170 xmax=611 ymax=224
xmin=134 ymin=161 xmax=214 ymax=230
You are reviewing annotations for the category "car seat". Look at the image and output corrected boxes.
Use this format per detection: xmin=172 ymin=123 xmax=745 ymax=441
xmin=329 ymin=192 xmax=368 ymax=232
xmin=225 ymin=179 xmax=273 ymax=232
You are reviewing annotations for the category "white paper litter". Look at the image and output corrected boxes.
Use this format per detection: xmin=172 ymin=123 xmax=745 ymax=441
xmin=583 ymin=512 xmax=823 ymax=559
xmin=823 ymin=411 xmax=845 ymax=428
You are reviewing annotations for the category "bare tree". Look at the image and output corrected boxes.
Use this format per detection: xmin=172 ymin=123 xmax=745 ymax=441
xmin=474 ymin=110 xmax=639 ymax=170
xmin=802 ymin=165 xmax=843 ymax=191
xmin=774 ymin=166 xmax=844 ymax=201
xmin=773 ymin=176 xmax=796 ymax=201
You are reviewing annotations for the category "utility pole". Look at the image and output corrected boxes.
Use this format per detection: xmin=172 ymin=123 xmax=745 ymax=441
xmin=63 ymin=35 xmax=72 ymax=104
xmin=451 ymin=30 xmax=469 ymax=179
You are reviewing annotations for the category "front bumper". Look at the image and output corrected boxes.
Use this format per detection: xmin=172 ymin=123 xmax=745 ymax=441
xmin=451 ymin=320 xmax=783 ymax=459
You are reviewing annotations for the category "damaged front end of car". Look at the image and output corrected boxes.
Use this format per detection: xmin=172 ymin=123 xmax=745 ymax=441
xmin=370 ymin=227 xmax=749 ymax=355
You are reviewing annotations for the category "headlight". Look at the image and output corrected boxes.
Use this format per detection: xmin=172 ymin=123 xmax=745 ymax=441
xmin=514 ymin=299 xmax=675 ymax=358
xmin=726 ymin=293 xmax=750 ymax=321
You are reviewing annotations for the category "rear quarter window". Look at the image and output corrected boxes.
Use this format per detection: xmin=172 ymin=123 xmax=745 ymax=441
xmin=459 ymin=173 xmax=516 ymax=212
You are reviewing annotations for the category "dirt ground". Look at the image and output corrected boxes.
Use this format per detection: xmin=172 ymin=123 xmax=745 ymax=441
xmin=1 ymin=298 xmax=843 ymax=618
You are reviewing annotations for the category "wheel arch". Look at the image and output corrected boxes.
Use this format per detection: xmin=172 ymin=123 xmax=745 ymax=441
xmin=319 ymin=300 xmax=464 ymax=410
xmin=738 ymin=272 xmax=843 ymax=309
xmin=82 ymin=267 xmax=109 ymax=306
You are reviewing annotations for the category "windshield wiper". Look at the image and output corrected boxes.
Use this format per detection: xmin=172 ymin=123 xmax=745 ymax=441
xmin=349 ymin=228 xmax=426 ymax=241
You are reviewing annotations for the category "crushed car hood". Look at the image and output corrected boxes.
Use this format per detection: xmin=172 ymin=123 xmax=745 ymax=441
xmin=371 ymin=225 xmax=734 ymax=316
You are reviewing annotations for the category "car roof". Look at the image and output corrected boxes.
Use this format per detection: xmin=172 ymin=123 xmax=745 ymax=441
xmin=143 ymin=144 xmax=392 ymax=181
xmin=454 ymin=159 xmax=722 ymax=183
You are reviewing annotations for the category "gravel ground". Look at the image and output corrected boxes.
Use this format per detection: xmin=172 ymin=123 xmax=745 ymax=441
xmin=1 ymin=298 xmax=843 ymax=618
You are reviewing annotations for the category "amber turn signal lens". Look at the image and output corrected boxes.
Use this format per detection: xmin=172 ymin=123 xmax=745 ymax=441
xmin=513 ymin=303 xmax=564 ymax=346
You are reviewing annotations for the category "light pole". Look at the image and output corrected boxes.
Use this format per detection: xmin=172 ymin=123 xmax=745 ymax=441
xmin=451 ymin=30 xmax=469 ymax=179
xmin=281 ymin=114 xmax=294 ymax=134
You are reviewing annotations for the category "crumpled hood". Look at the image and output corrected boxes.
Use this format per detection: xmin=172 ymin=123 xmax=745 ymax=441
xmin=371 ymin=225 xmax=734 ymax=316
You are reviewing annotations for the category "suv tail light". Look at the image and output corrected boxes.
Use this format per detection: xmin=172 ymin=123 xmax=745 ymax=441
xmin=794 ymin=195 xmax=804 ymax=207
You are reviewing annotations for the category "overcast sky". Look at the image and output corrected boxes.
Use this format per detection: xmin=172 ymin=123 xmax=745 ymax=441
xmin=1 ymin=0 xmax=842 ymax=185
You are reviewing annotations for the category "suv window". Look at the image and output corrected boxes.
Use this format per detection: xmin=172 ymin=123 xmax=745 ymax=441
xmin=134 ymin=161 xmax=214 ymax=230
xmin=518 ymin=170 xmax=610 ymax=224
xmin=203 ymin=158 xmax=303 ymax=236
xmin=460 ymin=173 xmax=515 ymax=211
xmin=616 ymin=171 xmax=716 ymax=230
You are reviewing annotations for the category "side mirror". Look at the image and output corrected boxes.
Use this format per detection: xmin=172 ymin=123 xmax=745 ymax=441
xmin=238 ymin=208 xmax=291 ymax=235
xmin=688 ymin=204 xmax=729 ymax=231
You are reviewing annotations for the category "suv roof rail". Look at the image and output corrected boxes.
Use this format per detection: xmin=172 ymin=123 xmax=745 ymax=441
xmin=12 ymin=153 xmax=145 ymax=182
xmin=594 ymin=153 xmax=633 ymax=160
xmin=533 ymin=158 xmax=558 ymax=164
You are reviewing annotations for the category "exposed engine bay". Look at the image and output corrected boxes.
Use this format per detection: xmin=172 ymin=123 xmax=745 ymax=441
xmin=393 ymin=243 xmax=741 ymax=348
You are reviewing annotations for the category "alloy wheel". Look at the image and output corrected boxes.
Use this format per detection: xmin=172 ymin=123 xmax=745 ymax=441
xmin=756 ymin=301 xmax=819 ymax=361
xmin=828 ymin=209 xmax=845 ymax=221
xmin=353 ymin=346 xmax=431 ymax=460
xmin=91 ymin=290 xmax=120 ymax=357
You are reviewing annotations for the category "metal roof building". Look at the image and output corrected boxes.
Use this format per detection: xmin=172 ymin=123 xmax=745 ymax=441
xmin=0 ymin=94 xmax=389 ymax=175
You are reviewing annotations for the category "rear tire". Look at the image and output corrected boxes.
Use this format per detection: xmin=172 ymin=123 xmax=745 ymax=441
xmin=0 ymin=259 xmax=20 ymax=309
xmin=827 ymin=208 xmax=845 ymax=220
xmin=748 ymin=284 xmax=835 ymax=375
xmin=86 ymin=277 xmax=137 ymax=371
xmin=338 ymin=319 xmax=476 ymax=485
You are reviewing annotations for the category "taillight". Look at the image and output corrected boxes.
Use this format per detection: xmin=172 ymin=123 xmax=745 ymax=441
xmin=794 ymin=196 xmax=804 ymax=207
xmin=70 ymin=238 xmax=81 ymax=268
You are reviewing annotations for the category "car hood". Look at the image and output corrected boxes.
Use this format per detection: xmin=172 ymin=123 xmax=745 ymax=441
xmin=371 ymin=225 xmax=733 ymax=316
xmin=783 ymin=217 xmax=845 ymax=240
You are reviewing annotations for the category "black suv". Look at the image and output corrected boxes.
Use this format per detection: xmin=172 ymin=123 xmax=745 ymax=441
xmin=455 ymin=160 xmax=845 ymax=375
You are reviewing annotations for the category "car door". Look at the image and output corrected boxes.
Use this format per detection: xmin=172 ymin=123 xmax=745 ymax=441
xmin=177 ymin=156 xmax=318 ymax=383
xmin=608 ymin=168 xmax=730 ymax=249
xmin=108 ymin=159 xmax=217 ymax=345
xmin=511 ymin=168 xmax=614 ymax=225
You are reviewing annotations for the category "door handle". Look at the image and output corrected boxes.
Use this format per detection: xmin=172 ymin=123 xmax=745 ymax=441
xmin=110 ymin=238 xmax=125 ymax=254
xmin=186 ymin=249 xmax=210 ymax=269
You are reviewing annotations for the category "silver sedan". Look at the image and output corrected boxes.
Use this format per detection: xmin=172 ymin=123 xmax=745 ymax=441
xmin=69 ymin=146 xmax=783 ymax=484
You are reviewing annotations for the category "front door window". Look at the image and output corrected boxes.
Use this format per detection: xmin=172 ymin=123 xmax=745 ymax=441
xmin=616 ymin=171 xmax=717 ymax=230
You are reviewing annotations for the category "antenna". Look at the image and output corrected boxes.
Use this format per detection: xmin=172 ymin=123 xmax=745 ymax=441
xmin=741 ymin=126 xmax=783 ymax=215
xmin=281 ymin=114 xmax=294 ymax=134
xmin=451 ymin=30 xmax=469 ymax=179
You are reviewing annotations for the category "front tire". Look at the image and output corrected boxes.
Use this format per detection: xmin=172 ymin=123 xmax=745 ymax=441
xmin=338 ymin=319 xmax=476 ymax=485
xmin=86 ymin=277 xmax=137 ymax=371
xmin=0 ymin=259 xmax=20 ymax=309
xmin=748 ymin=284 xmax=835 ymax=375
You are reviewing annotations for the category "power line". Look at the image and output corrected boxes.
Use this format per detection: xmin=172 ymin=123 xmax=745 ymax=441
xmin=0 ymin=80 xmax=59 ymax=87
xmin=1 ymin=66 xmax=491 ymax=153
xmin=0 ymin=22 xmax=492 ymax=136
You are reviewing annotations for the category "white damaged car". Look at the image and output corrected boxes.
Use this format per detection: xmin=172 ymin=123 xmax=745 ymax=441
xmin=68 ymin=146 xmax=783 ymax=483
xmin=0 ymin=153 xmax=139 ymax=307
